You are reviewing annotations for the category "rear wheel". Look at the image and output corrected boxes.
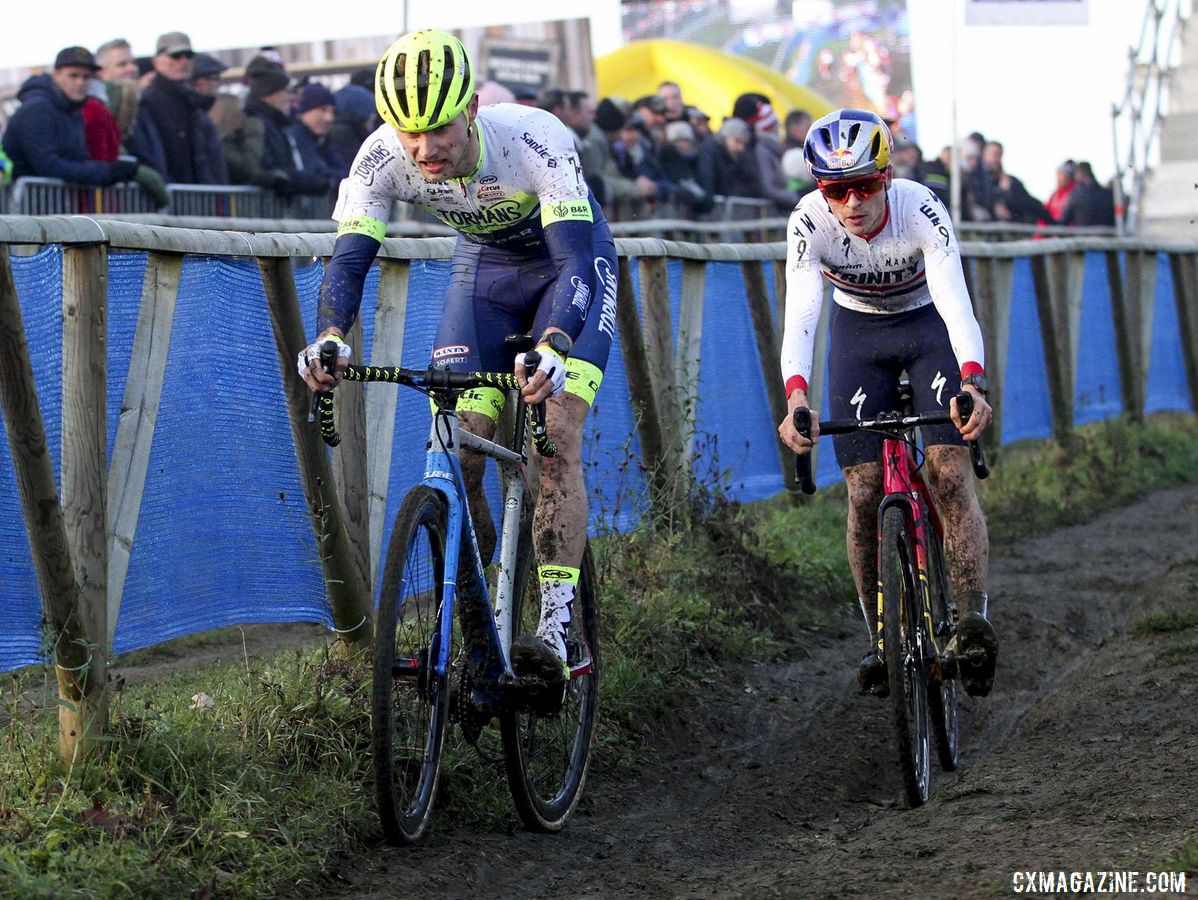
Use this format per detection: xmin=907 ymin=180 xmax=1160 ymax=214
xmin=925 ymin=521 xmax=960 ymax=772
xmin=373 ymin=486 xmax=452 ymax=845
xmin=501 ymin=541 xmax=600 ymax=832
xmin=880 ymin=505 xmax=931 ymax=807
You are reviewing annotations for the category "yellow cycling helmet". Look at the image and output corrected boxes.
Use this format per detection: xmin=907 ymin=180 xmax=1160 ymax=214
xmin=375 ymin=29 xmax=475 ymax=132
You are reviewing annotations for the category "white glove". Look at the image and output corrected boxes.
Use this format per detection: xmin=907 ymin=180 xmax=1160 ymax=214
xmin=297 ymin=335 xmax=352 ymax=378
xmin=515 ymin=345 xmax=567 ymax=397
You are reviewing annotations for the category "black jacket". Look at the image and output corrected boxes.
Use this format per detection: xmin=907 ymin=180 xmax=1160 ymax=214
xmin=138 ymin=76 xmax=227 ymax=184
xmin=1 ymin=74 xmax=137 ymax=184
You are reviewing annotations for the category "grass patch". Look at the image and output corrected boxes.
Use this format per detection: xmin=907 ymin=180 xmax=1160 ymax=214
xmin=1135 ymin=610 xmax=1198 ymax=635
xmin=0 ymin=412 xmax=1194 ymax=897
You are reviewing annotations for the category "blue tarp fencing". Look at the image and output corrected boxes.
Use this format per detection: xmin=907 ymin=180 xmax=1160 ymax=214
xmin=0 ymin=248 xmax=1191 ymax=672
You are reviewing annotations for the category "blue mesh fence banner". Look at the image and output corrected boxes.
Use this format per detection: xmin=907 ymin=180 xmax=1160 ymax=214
xmin=0 ymin=249 xmax=1192 ymax=672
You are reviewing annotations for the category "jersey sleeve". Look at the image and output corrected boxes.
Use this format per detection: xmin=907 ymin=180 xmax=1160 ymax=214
xmin=522 ymin=111 xmax=594 ymax=228
xmin=912 ymin=193 xmax=986 ymax=376
xmin=780 ymin=202 xmax=831 ymax=396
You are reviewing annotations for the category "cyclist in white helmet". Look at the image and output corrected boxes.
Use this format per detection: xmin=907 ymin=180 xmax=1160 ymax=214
xmin=777 ymin=108 xmax=1000 ymax=698
xmin=297 ymin=29 xmax=618 ymax=696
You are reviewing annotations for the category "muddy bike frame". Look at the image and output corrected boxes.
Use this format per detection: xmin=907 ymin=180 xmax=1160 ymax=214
xmin=793 ymin=379 xmax=989 ymax=805
xmin=313 ymin=340 xmax=599 ymax=843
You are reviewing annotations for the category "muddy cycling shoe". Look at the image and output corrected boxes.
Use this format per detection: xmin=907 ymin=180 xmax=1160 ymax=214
xmin=856 ymin=649 xmax=888 ymax=697
xmin=955 ymin=612 xmax=999 ymax=697
xmin=511 ymin=635 xmax=568 ymax=717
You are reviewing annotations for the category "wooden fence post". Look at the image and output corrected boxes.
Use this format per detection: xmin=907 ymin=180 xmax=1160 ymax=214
xmin=741 ymin=260 xmax=797 ymax=496
xmin=1168 ymin=251 xmax=1198 ymax=411
xmin=968 ymin=255 xmax=1014 ymax=446
xmin=1031 ymin=251 xmax=1085 ymax=444
xmin=107 ymin=252 xmax=182 ymax=646
xmin=674 ymin=259 xmax=706 ymax=468
xmin=1106 ymin=249 xmax=1157 ymax=421
xmin=0 ymin=245 xmax=100 ymax=764
xmin=258 ymin=257 xmax=372 ymax=652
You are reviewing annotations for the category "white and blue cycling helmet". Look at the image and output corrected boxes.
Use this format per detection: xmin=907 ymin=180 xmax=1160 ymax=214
xmin=803 ymin=108 xmax=893 ymax=181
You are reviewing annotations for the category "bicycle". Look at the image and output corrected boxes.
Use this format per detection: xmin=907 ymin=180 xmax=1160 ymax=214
xmin=314 ymin=338 xmax=600 ymax=843
xmin=793 ymin=379 xmax=989 ymax=807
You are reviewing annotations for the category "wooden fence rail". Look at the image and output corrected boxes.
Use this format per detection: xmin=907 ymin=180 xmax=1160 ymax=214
xmin=0 ymin=216 xmax=1195 ymax=760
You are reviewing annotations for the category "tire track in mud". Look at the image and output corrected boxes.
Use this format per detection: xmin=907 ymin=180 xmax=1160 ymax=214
xmin=327 ymin=485 xmax=1198 ymax=899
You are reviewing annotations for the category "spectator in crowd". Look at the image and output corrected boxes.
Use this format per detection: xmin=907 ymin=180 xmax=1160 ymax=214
xmin=920 ymin=144 xmax=952 ymax=208
xmin=185 ymin=53 xmax=231 ymax=184
xmin=973 ymin=140 xmax=1050 ymax=224
xmin=134 ymin=56 xmax=156 ymax=89
xmin=590 ymin=96 xmax=653 ymax=215
xmin=697 ymin=116 xmax=763 ymax=201
xmin=657 ymin=80 xmax=686 ymax=123
xmin=95 ymin=38 xmax=138 ymax=83
xmin=782 ymin=108 xmax=812 ymax=153
xmin=512 ymin=85 xmax=540 ymax=107
xmin=242 ymin=55 xmax=299 ymax=199
xmin=658 ymin=119 xmax=714 ymax=217
xmin=543 ymin=88 xmax=611 ymax=207
xmin=732 ymin=91 xmax=799 ymax=214
xmin=1045 ymin=159 xmax=1076 ymax=222
xmin=287 ymin=82 xmax=348 ymax=199
xmin=686 ymin=106 xmax=713 ymax=143
xmin=0 ymin=147 xmax=12 ymax=187
xmin=477 ymin=80 xmax=515 ymax=106
xmin=2 ymin=46 xmax=142 ymax=187
xmin=631 ymin=93 xmax=669 ymax=144
xmin=612 ymin=115 xmax=670 ymax=209
xmin=137 ymin=32 xmax=227 ymax=184
xmin=104 ymin=78 xmax=170 ymax=208
xmin=890 ymin=132 xmax=922 ymax=180
xmin=781 ymin=147 xmax=813 ymax=197
xmin=330 ymin=79 xmax=378 ymax=172
xmin=1057 ymin=161 xmax=1116 ymax=227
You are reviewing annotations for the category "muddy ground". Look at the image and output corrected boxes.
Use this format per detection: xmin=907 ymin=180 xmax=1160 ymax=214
xmin=292 ymin=484 xmax=1197 ymax=900
xmin=116 ymin=487 xmax=1196 ymax=898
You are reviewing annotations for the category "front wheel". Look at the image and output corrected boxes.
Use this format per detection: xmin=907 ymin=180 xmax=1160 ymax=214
xmin=925 ymin=522 xmax=959 ymax=772
xmin=373 ymin=486 xmax=452 ymax=845
xmin=880 ymin=505 xmax=931 ymax=808
xmin=501 ymin=542 xmax=600 ymax=832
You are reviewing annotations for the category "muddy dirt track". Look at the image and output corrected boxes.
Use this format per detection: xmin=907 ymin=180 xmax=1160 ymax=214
xmin=321 ymin=486 xmax=1198 ymax=899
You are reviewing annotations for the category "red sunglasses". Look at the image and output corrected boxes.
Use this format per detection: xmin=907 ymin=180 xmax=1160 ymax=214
xmin=818 ymin=173 xmax=887 ymax=202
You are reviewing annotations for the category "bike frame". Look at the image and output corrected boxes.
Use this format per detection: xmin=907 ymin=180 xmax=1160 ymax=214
xmin=874 ymin=436 xmax=947 ymax=662
xmin=422 ymin=405 xmax=530 ymax=685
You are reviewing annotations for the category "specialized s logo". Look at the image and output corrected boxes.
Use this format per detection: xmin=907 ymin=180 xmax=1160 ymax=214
xmin=851 ymin=387 xmax=867 ymax=419
xmin=931 ymin=371 xmax=947 ymax=406
xmin=593 ymin=257 xmax=618 ymax=339
xmin=352 ymin=139 xmax=395 ymax=186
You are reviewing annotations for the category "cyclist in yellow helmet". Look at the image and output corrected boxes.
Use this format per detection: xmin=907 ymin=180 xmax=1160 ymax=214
xmin=298 ymin=28 xmax=617 ymax=695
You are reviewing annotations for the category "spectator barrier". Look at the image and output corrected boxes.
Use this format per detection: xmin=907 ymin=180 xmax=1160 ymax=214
xmin=0 ymin=215 xmax=1194 ymax=675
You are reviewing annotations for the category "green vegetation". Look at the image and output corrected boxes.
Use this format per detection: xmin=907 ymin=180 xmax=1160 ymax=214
xmin=0 ymin=412 xmax=1195 ymax=898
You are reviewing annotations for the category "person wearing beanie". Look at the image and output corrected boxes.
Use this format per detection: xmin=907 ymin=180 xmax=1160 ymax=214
xmin=330 ymin=83 xmax=378 ymax=171
xmin=695 ymin=116 xmax=763 ymax=202
xmin=659 ymin=117 xmax=713 ymax=217
xmin=0 ymin=46 xmax=143 ymax=187
xmin=287 ymin=81 xmax=347 ymax=207
xmin=731 ymin=91 xmax=798 ymax=213
xmin=242 ymin=56 xmax=298 ymax=198
xmin=134 ymin=31 xmax=227 ymax=183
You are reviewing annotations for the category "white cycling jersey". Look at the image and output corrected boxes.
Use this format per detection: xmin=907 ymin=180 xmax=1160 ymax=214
xmin=333 ymin=102 xmax=594 ymax=252
xmin=780 ymin=178 xmax=985 ymax=392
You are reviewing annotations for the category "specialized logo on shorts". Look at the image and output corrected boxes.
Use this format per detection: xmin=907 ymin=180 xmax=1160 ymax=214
xmin=539 ymin=568 xmax=575 ymax=580
xmin=931 ymin=371 xmax=947 ymax=406
xmin=433 ymin=344 xmax=471 ymax=359
xmin=594 ymin=257 xmax=618 ymax=339
xmin=852 ymin=387 xmax=867 ymax=419
xmin=353 ymin=139 xmax=395 ymax=186
xmin=569 ymin=275 xmax=591 ymax=319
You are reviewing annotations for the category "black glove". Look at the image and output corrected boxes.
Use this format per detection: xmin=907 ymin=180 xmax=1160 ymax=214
xmin=134 ymin=165 xmax=171 ymax=210
xmin=110 ymin=158 xmax=139 ymax=182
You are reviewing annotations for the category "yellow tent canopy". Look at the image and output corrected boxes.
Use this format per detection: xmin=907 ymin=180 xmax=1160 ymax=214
xmin=595 ymin=39 xmax=833 ymax=129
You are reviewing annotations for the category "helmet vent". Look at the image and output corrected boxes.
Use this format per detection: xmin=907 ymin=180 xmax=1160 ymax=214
xmin=847 ymin=123 xmax=861 ymax=144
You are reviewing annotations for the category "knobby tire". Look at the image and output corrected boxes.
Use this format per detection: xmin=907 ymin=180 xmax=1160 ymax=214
xmin=925 ymin=517 xmax=960 ymax=772
xmin=501 ymin=540 xmax=600 ymax=832
xmin=881 ymin=505 xmax=931 ymax=807
xmin=373 ymin=486 xmax=452 ymax=845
